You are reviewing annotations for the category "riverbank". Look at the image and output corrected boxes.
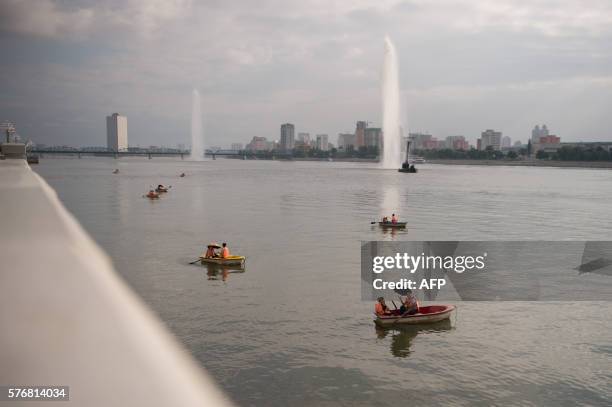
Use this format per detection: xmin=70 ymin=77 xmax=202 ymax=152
xmin=426 ymin=159 xmax=612 ymax=169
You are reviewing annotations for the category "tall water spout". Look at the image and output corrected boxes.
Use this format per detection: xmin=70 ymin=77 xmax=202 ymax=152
xmin=190 ymin=89 xmax=204 ymax=161
xmin=381 ymin=36 xmax=401 ymax=169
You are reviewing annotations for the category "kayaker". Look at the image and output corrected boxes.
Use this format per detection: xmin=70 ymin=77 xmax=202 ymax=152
xmin=391 ymin=214 xmax=398 ymax=224
xmin=221 ymin=242 xmax=230 ymax=258
xmin=375 ymin=297 xmax=391 ymax=316
xmin=399 ymin=290 xmax=419 ymax=315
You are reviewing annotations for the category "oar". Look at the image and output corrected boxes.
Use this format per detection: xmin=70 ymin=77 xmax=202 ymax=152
xmin=189 ymin=258 xmax=202 ymax=264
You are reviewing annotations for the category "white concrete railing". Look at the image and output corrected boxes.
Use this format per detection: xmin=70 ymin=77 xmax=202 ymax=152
xmin=0 ymin=160 xmax=232 ymax=406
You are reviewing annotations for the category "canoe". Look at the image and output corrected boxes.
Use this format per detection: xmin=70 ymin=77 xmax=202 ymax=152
xmin=200 ymin=255 xmax=246 ymax=266
xmin=374 ymin=305 xmax=455 ymax=327
xmin=378 ymin=221 xmax=407 ymax=228
xmin=398 ymin=168 xmax=417 ymax=173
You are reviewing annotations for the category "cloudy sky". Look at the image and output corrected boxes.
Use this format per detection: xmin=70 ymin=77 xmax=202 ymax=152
xmin=2 ymin=0 xmax=612 ymax=147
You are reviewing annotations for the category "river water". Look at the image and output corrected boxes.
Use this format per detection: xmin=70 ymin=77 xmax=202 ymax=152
xmin=35 ymin=158 xmax=612 ymax=406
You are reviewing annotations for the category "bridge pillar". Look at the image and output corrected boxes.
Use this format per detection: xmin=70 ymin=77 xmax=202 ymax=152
xmin=114 ymin=153 xmax=118 ymax=159
xmin=148 ymin=153 xmax=152 ymax=160
xmin=78 ymin=152 xmax=81 ymax=159
xmin=180 ymin=153 xmax=184 ymax=160
xmin=212 ymin=153 xmax=216 ymax=160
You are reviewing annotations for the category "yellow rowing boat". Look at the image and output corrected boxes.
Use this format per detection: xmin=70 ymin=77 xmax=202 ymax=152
xmin=199 ymin=255 xmax=246 ymax=266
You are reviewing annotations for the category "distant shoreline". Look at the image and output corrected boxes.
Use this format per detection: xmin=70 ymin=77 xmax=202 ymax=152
xmin=426 ymin=159 xmax=612 ymax=169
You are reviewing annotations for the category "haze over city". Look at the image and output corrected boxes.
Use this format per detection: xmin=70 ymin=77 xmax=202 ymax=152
xmin=2 ymin=0 xmax=612 ymax=147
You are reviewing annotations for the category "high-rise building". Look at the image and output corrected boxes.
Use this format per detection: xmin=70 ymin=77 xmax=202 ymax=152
xmin=246 ymin=137 xmax=268 ymax=151
xmin=106 ymin=113 xmax=128 ymax=151
xmin=364 ymin=128 xmax=382 ymax=148
xmin=337 ymin=133 xmax=356 ymax=150
xmin=479 ymin=129 xmax=502 ymax=151
xmin=316 ymin=134 xmax=329 ymax=151
xmin=501 ymin=136 xmax=512 ymax=148
xmin=445 ymin=135 xmax=469 ymax=150
xmin=297 ymin=132 xmax=311 ymax=146
xmin=280 ymin=123 xmax=295 ymax=152
xmin=531 ymin=124 xmax=550 ymax=144
xmin=355 ymin=121 xmax=367 ymax=148
xmin=407 ymin=133 xmax=434 ymax=150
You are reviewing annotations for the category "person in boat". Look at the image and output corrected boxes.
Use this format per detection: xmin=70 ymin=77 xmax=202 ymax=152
xmin=382 ymin=216 xmax=389 ymax=223
xmin=391 ymin=214 xmax=398 ymax=224
xmin=221 ymin=242 xmax=230 ymax=259
xmin=146 ymin=189 xmax=159 ymax=198
xmin=375 ymin=297 xmax=392 ymax=316
xmin=180 ymin=173 xmax=186 ymax=177
xmin=113 ymin=168 xmax=119 ymax=174
xmin=399 ymin=290 xmax=419 ymax=315
xmin=156 ymin=184 xmax=167 ymax=192
xmin=204 ymin=245 xmax=219 ymax=258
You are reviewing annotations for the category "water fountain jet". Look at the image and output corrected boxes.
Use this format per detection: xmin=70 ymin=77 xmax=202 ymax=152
xmin=381 ymin=36 xmax=402 ymax=169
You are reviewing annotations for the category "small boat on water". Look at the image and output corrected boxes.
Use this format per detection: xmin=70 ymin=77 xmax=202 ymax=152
xmin=145 ymin=191 xmax=160 ymax=199
xmin=398 ymin=140 xmax=418 ymax=173
xmin=378 ymin=221 xmax=407 ymax=229
xmin=200 ymin=255 xmax=246 ymax=267
xmin=374 ymin=305 xmax=455 ymax=327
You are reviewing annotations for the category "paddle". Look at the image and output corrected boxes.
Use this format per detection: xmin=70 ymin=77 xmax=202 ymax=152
xmin=189 ymin=258 xmax=201 ymax=265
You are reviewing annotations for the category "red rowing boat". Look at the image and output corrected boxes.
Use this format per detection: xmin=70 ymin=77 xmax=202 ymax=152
xmin=374 ymin=305 xmax=455 ymax=327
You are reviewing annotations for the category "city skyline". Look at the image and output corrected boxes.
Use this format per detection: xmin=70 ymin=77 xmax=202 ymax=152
xmin=3 ymin=1 xmax=612 ymax=148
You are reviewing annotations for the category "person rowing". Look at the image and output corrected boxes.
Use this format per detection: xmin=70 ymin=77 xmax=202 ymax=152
xmin=204 ymin=242 xmax=220 ymax=258
xmin=156 ymin=184 xmax=168 ymax=193
xmin=382 ymin=216 xmax=389 ymax=223
xmin=375 ymin=297 xmax=392 ymax=316
xmin=391 ymin=213 xmax=398 ymax=224
xmin=399 ymin=290 xmax=419 ymax=315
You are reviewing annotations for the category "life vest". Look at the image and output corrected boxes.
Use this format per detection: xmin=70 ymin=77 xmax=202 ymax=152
xmin=222 ymin=247 xmax=230 ymax=258
xmin=375 ymin=302 xmax=387 ymax=316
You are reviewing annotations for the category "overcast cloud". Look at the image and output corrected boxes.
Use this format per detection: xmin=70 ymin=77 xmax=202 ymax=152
xmin=1 ymin=0 xmax=612 ymax=147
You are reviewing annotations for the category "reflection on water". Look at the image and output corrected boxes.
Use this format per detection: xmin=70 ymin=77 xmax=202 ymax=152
xmin=204 ymin=264 xmax=245 ymax=282
xmin=375 ymin=319 xmax=453 ymax=358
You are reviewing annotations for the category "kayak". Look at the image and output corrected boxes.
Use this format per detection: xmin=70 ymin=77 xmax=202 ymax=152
xmin=200 ymin=255 xmax=246 ymax=266
xmin=156 ymin=187 xmax=169 ymax=193
xmin=378 ymin=222 xmax=407 ymax=228
xmin=374 ymin=305 xmax=455 ymax=327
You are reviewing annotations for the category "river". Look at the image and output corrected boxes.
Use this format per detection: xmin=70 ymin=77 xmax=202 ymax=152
xmin=34 ymin=158 xmax=612 ymax=406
